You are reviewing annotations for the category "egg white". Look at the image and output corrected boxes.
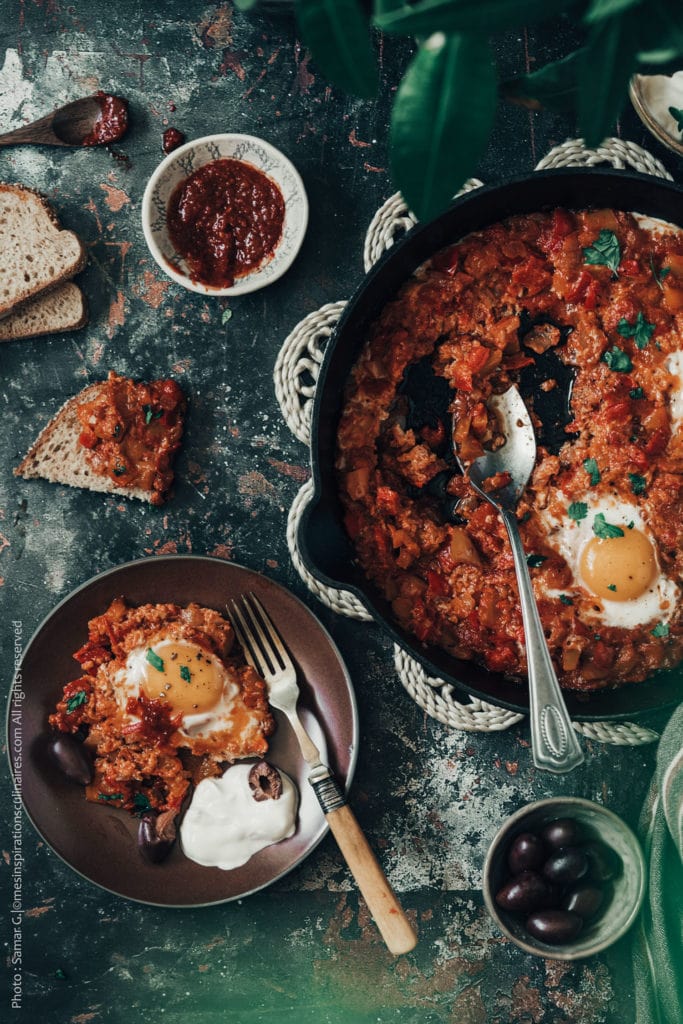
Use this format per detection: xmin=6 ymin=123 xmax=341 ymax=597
xmin=540 ymin=494 xmax=678 ymax=629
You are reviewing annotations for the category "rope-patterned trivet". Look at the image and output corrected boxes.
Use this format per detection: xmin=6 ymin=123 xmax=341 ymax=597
xmin=277 ymin=138 xmax=667 ymax=746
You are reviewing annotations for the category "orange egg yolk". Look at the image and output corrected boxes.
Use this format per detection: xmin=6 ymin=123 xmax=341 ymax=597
xmin=140 ymin=642 xmax=224 ymax=713
xmin=580 ymin=528 xmax=658 ymax=602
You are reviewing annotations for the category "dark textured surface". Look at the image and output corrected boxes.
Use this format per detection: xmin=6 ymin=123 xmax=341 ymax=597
xmin=0 ymin=3 xmax=680 ymax=1022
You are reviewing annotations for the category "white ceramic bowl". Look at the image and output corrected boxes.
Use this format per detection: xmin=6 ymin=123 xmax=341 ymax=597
xmin=142 ymin=133 xmax=308 ymax=297
xmin=483 ymin=797 xmax=647 ymax=961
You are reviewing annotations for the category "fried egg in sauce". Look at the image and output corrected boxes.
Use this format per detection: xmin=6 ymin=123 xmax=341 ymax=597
xmin=113 ymin=636 xmax=259 ymax=753
xmin=540 ymin=495 xmax=678 ymax=629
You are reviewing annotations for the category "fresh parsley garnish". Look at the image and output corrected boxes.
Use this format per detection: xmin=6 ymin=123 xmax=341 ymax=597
xmin=559 ymin=594 xmax=574 ymax=606
xmin=65 ymin=690 xmax=87 ymax=714
xmin=526 ymin=554 xmax=547 ymax=568
xmin=583 ymin=457 xmax=601 ymax=485
xmin=607 ymin=584 xmax=617 ymax=592
xmin=143 ymin=405 xmax=163 ymax=425
xmin=583 ymin=230 xmax=621 ymax=277
xmin=146 ymin=648 xmax=165 ymax=672
xmin=221 ymin=308 xmax=233 ymax=325
xmin=649 ymin=256 xmax=670 ymax=291
xmin=113 ymin=462 xmax=127 ymax=476
xmin=630 ymin=386 xmax=645 ymax=400
xmin=602 ymin=345 xmax=633 ymax=372
xmin=593 ymin=513 xmax=625 ymax=539
xmin=628 ymin=473 xmax=647 ymax=495
xmin=133 ymin=793 xmax=152 ymax=813
xmin=180 ymin=665 xmax=192 ymax=683
xmin=669 ymin=105 xmax=683 ymax=135
xmin=617 ymin=312 xmax=655 ymax=349
xmin=568 ymin=501 xmax=588 ymax=521
xmin=97 ymin=792 xmax=123 ymax=802
xmin=652 ymin=622 xmax=670 ymax=638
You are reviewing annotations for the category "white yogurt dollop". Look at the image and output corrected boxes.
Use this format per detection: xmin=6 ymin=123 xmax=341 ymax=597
xmin=180 ymin=764 xmax=298 ymax=870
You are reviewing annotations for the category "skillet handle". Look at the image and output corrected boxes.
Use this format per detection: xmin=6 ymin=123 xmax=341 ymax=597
xmin=310 ymin=774 xmax=418 ymax=955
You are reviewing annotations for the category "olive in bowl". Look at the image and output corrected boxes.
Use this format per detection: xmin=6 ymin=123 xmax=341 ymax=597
xmin=482 ymin=797 xmax=646 ymax=960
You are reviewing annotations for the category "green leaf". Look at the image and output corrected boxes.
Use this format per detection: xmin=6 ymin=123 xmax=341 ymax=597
xmin=652 ymin=621 xmax=670 ymax=638
xmin=617 ymin=311 xmax=655 ymax=348
xmin=559 ymin=594 xmax=574 ymax=605
xmin=568 ymin=501 xmax=588 ymax=521
xmin=607 ymin=583 xmax=617 ymax=591
xmin=637 ymin=0 xmax=683 ymax=63
xmin=584 ymin=0 xmax=641 ymax=24
xmin=295 ymin=0 xmax=378 ymax=99
xmin=146 ymin=648 xmax=165 ymax=672
xmin=602 ymin=345 xmax=633 ymax=372
xmin=628 ymin=472 xmax=647 ymax=495
xmin=583 ymin=457 xmax=601 ymax=485
xmin=133 ymin=792 xmax=152 ymax=813
xmin=375 ymin=0 xmax=575 ymax=34
xmin=669 ymin=106 xmax=683 ymax=134
xmin=66 ymin=690 xmax=87 ymax=714
xmin=503 ymin=50 xmax=582 ymax=115
xmin=583 ymin=229 xmax=621 ymax=275
xmin=180 ymin=664 xmax=192 ymax=683
xmin=593 ymin=513 xmax=625 ymax=538
xmin=630 ymin=386 xmax=645 ymax=399
xmin=526 ymin=553 xmax=547 ymax=568
xmin=650 ymin=255 xmax=670 ymax=290
xmin=578 ymin=10 xmax=640 ymax=147
xmin=97 ymin=792 xmax=123 ymax=802
xmin=390 ymin=32 xmax=496 ymax=222
xmin=221 ymin=308 xmax=233 ymax=325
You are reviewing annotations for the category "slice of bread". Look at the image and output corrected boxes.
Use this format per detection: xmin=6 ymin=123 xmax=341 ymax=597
xmin=0 ymin=184 xmax=87 ymax=315
xmin=15 ymin=376 xmax=185 ymax=505
xmin=0 ymin=281 xmax=88 ymax=341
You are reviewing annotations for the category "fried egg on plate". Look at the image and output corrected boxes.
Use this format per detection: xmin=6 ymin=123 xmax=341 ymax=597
xmin=540 ymin=494 xmax=679 ymax=629
xmin=112 ymin=635 xmax=265 ymax=756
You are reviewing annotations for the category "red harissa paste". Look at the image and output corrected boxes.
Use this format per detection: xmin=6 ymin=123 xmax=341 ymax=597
xmin=166 ymin=158 xmax=285 ymax=287
xmin=82 ymin=91 xmax=129 ymax=146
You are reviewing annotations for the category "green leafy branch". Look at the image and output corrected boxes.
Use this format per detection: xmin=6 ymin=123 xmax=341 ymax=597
xmin=244 ymin=0 xmax=683 ymax=221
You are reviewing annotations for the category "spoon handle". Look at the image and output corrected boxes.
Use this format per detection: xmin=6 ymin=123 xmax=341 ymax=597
xmin=501 ymin=509 xmax=585 ymax=774
xmin=0 ymin=117 xmax=62 ymax=147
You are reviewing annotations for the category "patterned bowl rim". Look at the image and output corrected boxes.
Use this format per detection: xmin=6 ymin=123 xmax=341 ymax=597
xmin=141 ymin=132 xmax=309 ymax=297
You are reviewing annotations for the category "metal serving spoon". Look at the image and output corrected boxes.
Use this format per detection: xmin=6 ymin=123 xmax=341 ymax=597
xmin=455 ymin=386 xmax=584 ymax=774
xmin=0 ymin=95 xmax=121 ymax=147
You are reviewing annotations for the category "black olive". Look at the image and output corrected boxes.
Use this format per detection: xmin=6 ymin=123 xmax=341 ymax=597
xmin=495 ymin=871 xmax=550 ymax=913
xmin=584 ymin=841 xmax=622 ymax=882
xmin=563 ymin=883 xmax=604 ymax=919
xmin=526 ymin=909 xmax=583 ymax=944
xmin=541 ymin=818 xmax=584 ymax=850
xmin=48 ymin=734 xmax=93 ymax=785
xmin=507 ymin=832 xmax=546 ymax=874
xmin=542 ymin=847 xmax=589 ymax=886
xmin=138 ymin=811 xmax=176 ymax=864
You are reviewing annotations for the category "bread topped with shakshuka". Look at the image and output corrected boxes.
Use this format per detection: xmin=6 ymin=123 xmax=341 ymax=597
xmin=15 ymin=371 xmax=186 ymax=505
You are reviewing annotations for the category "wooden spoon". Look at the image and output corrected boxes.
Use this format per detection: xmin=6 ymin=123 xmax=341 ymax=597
xmin=0 ymin=94 xmax=127 ymax=148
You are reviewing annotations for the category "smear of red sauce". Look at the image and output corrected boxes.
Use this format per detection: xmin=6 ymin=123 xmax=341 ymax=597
xmin=166 ymin=157 xmax=285 ymax=288
xmin=82 ymin=91 xmax=129 ymax=146
xmin=162 ymin=127 xmax=185 ymax=154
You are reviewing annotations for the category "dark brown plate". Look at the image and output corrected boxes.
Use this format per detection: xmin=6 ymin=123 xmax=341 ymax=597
xmin=7 ymin=555 xmax=358 ymax=907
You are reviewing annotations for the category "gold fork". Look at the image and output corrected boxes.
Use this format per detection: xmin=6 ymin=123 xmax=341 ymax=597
xmin=228 ymin=592 xmax=418 ymax=955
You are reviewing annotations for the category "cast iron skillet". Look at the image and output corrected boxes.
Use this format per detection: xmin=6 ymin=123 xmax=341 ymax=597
xmin=298 ymin=168 xmax=683 ymax=721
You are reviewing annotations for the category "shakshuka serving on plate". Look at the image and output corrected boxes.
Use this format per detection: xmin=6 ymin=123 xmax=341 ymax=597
xmin=336 ymin=208 xmax=683 ymax=692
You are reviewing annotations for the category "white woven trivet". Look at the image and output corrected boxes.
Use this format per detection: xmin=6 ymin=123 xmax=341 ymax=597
xmin=276 ymin=138 xmax=670 ymax=745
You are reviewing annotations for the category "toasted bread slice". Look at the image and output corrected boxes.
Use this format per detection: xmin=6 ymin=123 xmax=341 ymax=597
xmin=0 ymin=184 xmax=87 ymax=315
xmin=15 ymin=374 xmax=186 ymax=505
xmin=0 ymin=282 xmax=88 ymax=341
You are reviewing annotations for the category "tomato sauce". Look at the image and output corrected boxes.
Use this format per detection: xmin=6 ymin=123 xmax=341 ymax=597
xmin=166 ymin=158 xmax=285 ymax=287
xmin=337 ymin=209 xmax=683 ymax=692
xmin=76 ymin=371 xmax=186 ymax=505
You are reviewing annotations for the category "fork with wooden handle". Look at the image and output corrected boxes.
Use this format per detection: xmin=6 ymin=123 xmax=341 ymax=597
xmin=228 ymin=593 xmax=418 ymax=956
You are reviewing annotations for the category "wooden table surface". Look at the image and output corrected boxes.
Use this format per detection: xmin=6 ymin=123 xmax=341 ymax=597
xmin=1 ymin=4 xmax=680 ymax=1022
